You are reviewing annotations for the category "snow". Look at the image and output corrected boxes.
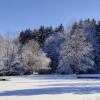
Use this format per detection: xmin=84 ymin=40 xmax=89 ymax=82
xmin=0 ymin=75 xmax=100 ymax=100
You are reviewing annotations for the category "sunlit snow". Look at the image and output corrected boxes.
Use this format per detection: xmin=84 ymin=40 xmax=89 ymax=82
xmin=0 ymin=75 xmax=100 ymax=100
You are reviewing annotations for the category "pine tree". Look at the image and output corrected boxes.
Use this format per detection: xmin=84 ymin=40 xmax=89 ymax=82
xmin=19 ymin=29 xmax=33 ymax=44
xmin=55 ymin=24 xmax=64 ymax=33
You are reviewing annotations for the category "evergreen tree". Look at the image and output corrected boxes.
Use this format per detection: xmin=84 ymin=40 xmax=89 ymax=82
xmin=55 ymin=24 xmax=64 ymax=33
xmin=19 ymin=29 xmax=33 ymax=44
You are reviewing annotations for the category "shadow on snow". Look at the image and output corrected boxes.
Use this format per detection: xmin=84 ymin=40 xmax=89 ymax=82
xmin=0 ymin=86 xmax=100 ymax=96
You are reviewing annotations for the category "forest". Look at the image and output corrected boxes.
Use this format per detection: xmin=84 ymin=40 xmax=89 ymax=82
xmin=0 ymin=18 xmax=100 ymax=76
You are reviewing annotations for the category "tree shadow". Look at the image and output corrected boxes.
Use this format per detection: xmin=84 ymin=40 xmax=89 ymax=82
xmin=0 ymin=86 xmax=100 ymax=96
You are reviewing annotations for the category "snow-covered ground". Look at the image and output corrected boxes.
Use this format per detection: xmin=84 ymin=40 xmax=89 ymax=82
xmin=0 ymin=75 xmax=100 ymax=100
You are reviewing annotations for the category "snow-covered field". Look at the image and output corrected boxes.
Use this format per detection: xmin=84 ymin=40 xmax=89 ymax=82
xmin=0 ymin=75 xmax=100 ymax=100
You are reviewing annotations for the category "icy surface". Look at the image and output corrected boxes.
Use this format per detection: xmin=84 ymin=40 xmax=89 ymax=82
xmin=0 ymin=75 xmax=100 ymax=100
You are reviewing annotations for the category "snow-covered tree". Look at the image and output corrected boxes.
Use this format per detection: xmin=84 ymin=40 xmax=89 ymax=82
xmin=95 ymin=21 xmax=100 ymax=71
xmin=43 ymin=33 xmax=65 ymax=72
xmin=0 ymin=36 xmax=16 ymax=70
xmin=80 ymin=19 xmax=97 ymax=45
xmin=0 ymin=36 xmax=8 ymax=70
xmin=79 ymin=19 xmax=98 ymax=72
xmin=16 ymin=40 xmax=51 ymax=73
xmin=57 ymin=25 xmax=95 ymax=74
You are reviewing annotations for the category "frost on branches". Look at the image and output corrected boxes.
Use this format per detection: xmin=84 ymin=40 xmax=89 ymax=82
xmin=57 ymin=24 xmax=95 ymax=74
xmin=17 ymin=40 xmax=51 ymax=73
xmin=43 ymin=33 xmax=64 ymax=72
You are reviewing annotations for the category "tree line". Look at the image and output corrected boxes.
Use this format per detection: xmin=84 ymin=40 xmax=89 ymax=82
xmin=0 ymin=19 xmax=100 ymax=75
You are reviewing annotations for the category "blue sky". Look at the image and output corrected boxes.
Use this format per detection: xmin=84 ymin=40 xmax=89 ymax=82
xmin=0 ymin=0 xmax=100 ymax=36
